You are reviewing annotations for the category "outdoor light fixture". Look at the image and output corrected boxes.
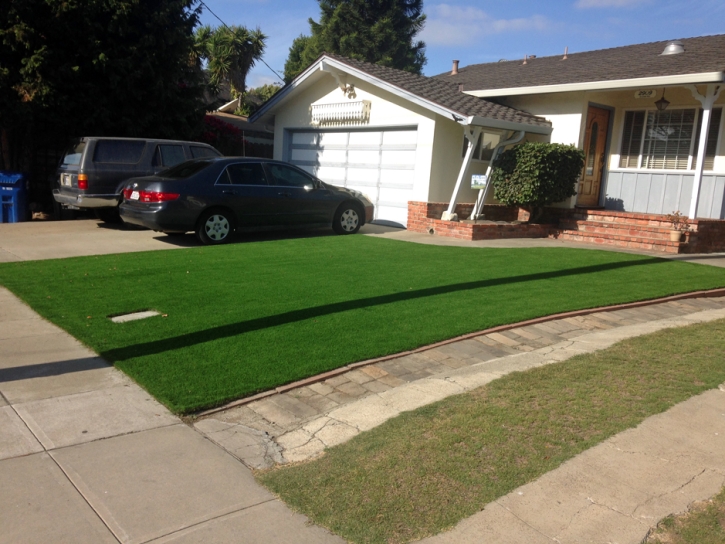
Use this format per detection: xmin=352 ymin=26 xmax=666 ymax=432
xmin=655 ymin=89 xmax=670 ymax=112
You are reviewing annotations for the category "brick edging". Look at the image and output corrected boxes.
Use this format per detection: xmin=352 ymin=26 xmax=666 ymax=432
xmin=193 ymin=287 xmax=725 ymax=418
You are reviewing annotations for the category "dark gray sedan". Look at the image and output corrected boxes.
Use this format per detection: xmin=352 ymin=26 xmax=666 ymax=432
xmin=119 ymin=158 xmax=374 ymax=244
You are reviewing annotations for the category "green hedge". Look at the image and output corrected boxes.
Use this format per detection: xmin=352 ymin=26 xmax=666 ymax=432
xmin=491 ymin=142 xmax=584 ymax=221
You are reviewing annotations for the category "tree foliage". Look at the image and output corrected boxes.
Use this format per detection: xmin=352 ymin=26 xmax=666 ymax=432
xmin=236 ymin=84 xmax=282 ymax=116
xmin=193 ymin=24 xmax=266 ymax=98
xmin=491 ymin=142 xmax=584 ymax=222
xmin=0 ymin=0 xmax=208 ymax=170
xmin=284 ymin=0 xmax=427 ymax=83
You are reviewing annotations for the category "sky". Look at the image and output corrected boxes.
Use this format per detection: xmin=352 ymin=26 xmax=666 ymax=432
xmin=197 ymin=0 xmax=725 ymax=89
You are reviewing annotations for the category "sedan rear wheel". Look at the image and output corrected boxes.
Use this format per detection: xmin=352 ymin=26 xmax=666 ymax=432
xmin=333 ymin=204 xmax=362 ymax=235
xmin=197 ymin=209 xmax=235 ymax=245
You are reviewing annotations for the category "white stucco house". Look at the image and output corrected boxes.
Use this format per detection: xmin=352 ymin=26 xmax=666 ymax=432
xmin=250 ymin=34 xmax=725 ymax=229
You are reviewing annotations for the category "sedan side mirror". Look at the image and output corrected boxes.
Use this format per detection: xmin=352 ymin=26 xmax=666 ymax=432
xmin=303 ymin=183 xmax=315 ymax=192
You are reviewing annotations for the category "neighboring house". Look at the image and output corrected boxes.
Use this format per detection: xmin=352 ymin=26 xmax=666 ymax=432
xmin=250 ymin=34 xmax=725 ymax=226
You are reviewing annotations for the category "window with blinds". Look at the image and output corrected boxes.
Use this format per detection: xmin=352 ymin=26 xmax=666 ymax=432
xmin=618 ymin=107 xmax=722 ymax=171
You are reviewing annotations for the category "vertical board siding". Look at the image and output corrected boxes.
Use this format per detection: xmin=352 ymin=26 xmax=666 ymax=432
xmin=605 ymin=170 xmax=725 ymax=219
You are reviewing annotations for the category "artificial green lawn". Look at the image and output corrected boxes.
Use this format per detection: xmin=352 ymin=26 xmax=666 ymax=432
xmin=0 ymin=235 xmax=723 ymax=413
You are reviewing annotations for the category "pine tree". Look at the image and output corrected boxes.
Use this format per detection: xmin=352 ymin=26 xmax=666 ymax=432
xmin=284 ymin=0 xmax=426 ymax=83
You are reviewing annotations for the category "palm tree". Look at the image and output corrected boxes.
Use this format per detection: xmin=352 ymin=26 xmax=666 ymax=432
xmin=194 ymin=25 xmax=266 ymax=98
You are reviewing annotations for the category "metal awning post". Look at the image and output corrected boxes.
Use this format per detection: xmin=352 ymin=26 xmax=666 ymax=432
xmin=687 ymin=84 xmax=723 ymax=219
xmin=471 ymin=130 xmax=525 ymax=219
xmin=442 ymin=126 xmax=481 ymax=221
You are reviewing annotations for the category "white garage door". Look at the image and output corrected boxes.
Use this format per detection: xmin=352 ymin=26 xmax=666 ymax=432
xmin=288 ymin=127 xmax=418 ymax=226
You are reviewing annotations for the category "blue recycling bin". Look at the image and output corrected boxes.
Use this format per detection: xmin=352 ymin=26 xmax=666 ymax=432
xmin=0 ymin=171 xmax=28 ymax=223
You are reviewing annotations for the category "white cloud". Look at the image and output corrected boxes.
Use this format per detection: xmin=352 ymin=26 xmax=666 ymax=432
xmin=575 ymin=0 xmax=652 ymax=8
xmin=421 ymin=5 xmax=552 ymax=47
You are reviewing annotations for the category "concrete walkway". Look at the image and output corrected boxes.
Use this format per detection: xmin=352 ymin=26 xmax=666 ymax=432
xmin=2 ymin=219 xmax=725 ymax=543
xmin=0 ymin=286 xmax=343 ymax=544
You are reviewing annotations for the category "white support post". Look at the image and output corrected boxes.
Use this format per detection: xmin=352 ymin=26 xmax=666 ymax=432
xmin=442 ymin=126 xmax=481 ymax=221
xmin=687 ymin=84 xmax=723 ymax=220
xmin=471 ymin=130 xmax=525 ymax=219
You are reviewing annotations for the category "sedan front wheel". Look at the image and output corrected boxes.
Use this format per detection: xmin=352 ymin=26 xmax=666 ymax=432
xmin=333 ymin=204 xmax=362 ymax=235
xmin=197 ymin=209 xmax=235 ymax=245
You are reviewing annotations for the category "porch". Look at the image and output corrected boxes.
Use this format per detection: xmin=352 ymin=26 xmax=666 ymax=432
xmin=407 ymin=202 xmax=725 ymax=254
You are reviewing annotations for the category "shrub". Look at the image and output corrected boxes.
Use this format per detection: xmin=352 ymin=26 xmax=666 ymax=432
xmin=490 ymin=142 xmax=584 ymax=222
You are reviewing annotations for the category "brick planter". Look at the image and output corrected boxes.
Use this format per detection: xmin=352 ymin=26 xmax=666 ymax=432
xmin=407 ymin=202 xmax=725 ymax=253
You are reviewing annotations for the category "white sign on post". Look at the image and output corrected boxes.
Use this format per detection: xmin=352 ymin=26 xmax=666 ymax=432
xmin=471 ymin=174 xmax=487 ymax=190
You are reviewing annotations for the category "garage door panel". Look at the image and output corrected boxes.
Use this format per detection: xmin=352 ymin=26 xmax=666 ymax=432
xmin=381 ymin=150 xmax=416 ymax=166
xmin=292 ymin=132 xmax=318 ymax=146
xmin=349 ymin=132 xmax=382 ymax=146
xmin=379 ymin=186 xmax=415 ymax=204
xmin=348 ymin=150 xmax=380 ymax=165
xmin=380 ymin=169 xmax=414 ymax=185
xmin=318 ymin=132 xmax=348 ymax=146
xmin=375 ymin=204 xmax=408 ymax=226
xmin=317 ymin=166 xmax=346 ymax=183
xmin=382 ymin=131 xmax=418 ymax=145
xmin=346 ymin=168 xmax=378 ymax=184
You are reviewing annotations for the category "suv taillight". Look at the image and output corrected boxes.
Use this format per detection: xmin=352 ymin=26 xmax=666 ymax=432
xmin=139 ymin=191 xmax=180 ymax=203
xmin=78 ymin=174 xmax=88 ymax=190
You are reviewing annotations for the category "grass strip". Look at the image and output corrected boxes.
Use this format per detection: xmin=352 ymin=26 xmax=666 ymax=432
xmin=258 ymin=318 xmax=725 ymax=544
xmin=0 ymin=236 xmax=723 ymax=413
xmin=644 ymin=486 xmax=725 ymax=544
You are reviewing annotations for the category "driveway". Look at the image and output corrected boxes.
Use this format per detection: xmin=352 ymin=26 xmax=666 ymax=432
xmin=3 ymin=218 xmax=724 ymax=268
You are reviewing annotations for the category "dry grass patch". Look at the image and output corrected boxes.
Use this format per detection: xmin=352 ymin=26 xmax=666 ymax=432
xmin=258 ymin=318 xmax=725 ymax=544
xmin=644 ymin=486 xmax=725 ymax=544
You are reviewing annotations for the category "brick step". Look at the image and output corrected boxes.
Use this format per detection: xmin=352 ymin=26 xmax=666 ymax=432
xmin=568 ymin=214 xmax=674 ymax=228
xmin=556 ymin=229 xmax=685 ymax=254
xmin=558 ymin=220 xmax=676 ymax=241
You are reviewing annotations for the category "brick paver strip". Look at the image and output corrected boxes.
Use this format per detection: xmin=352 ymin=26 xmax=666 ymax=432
xmin=196 ymin=288 xmax=725 ymax=417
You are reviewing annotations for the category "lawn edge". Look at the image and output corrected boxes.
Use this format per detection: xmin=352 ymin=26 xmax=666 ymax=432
xmin=194 ymin=286 xmax=725 ymax=417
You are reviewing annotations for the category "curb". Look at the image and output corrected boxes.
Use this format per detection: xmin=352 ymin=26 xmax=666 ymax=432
xmin=194 ymin=287 xmax=725 ymax=418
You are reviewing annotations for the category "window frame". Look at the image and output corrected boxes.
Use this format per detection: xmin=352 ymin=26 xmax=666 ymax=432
xmin=617 ymin=106 xmax=723 ymax=172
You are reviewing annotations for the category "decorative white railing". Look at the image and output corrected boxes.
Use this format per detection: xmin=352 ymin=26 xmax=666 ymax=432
xmin=310 ymin=100 xmax=371 ymax=124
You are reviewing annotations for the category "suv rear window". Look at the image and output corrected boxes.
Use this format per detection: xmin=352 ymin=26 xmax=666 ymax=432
xmin=190 ymin=146 xmax=220 ymax=159
xmin=159 ymin=160 xmax=213 ymax=179
xmin=153 ymin=145 xmax=186 ymax=167
xmin=93 ymin=140 xmax=146 ymax=164
xmin=61 ymin=141 xmax=86 ymax=166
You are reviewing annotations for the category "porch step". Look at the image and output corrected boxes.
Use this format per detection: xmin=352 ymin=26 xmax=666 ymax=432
xmin=569 ymin=209 xmax=674 ymax=229
xmin=555 ymin=229 xmax=684 ymax=254
xmin=558 ymin=219 xmax=675 ymax=241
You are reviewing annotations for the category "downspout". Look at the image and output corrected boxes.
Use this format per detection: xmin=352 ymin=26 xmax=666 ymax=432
xmin=442 ymin=125 xmax=481 ymax=221
xmin=471 ymin=130 xmax=525 ymax=219
xmin=686 ymin=84 xmax=723 ymax=219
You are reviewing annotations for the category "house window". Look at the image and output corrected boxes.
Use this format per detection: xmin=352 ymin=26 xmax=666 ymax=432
xmin=461 ymin=132 xmax=501 ymax=162
xmin=618 ymin=107 xmax=722 ymax=170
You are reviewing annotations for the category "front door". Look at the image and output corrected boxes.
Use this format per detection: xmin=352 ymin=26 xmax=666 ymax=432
xmin=577 ymin=106 xmax=610 ymax=207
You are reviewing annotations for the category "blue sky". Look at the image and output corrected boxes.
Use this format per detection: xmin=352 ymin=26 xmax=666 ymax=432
xmin=198 ymin=0 xmax=725 ymax=89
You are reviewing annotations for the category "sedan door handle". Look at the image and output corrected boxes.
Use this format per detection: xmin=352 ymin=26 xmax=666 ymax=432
xmin=222 ymin=190 xmax=238 ymax=195
xmin=278 ymin=191 xmax=292 ymax=197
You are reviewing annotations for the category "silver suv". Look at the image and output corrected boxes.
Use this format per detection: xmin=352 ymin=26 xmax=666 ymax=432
xmin=53 ymin=137 xmax=221 ymax=222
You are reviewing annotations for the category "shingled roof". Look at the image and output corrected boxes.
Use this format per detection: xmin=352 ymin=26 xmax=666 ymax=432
xmin=277 ymin=53 xmax=551 ymax=130
xmin=435 ymin=34 xmax=725 ymax=92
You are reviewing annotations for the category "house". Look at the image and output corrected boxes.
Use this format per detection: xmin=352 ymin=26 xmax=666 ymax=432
xmin=250 ymin=53 xmax=552 ymax=227
xmin=250 ymin=35 xmax=725 ymax=247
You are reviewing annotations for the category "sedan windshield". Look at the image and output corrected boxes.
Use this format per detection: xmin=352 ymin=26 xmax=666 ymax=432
xmin=159 ymin=159 xmax=213 ymax=179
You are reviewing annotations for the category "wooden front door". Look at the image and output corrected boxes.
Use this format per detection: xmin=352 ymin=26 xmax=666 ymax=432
xmin=577 ymin=106 xmax=610 ymax=207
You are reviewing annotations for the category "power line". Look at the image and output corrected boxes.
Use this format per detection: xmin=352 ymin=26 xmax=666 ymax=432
xmin=197 ymin=0 xmax=284 ymax=83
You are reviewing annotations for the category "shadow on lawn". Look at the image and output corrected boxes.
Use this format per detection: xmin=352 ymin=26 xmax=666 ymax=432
xmin=101 ymin=257 xmax=670 ymax=363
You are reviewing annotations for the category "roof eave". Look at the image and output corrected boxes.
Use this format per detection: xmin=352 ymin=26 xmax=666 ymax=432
xmin=250 ymin=55 xmax=553 ymax=132
xmin=464 ymin=71 xmax=725 ymax=98
xmin=468 ymin=116 xmax=552 ymax=135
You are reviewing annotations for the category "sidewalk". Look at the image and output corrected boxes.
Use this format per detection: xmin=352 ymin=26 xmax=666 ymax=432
xmin=0 ymin=286 xmax=343 ymax=544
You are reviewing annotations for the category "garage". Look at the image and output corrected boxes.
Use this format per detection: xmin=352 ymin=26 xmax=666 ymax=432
xmin=287 ymin=127 xmax=418 ymax=226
